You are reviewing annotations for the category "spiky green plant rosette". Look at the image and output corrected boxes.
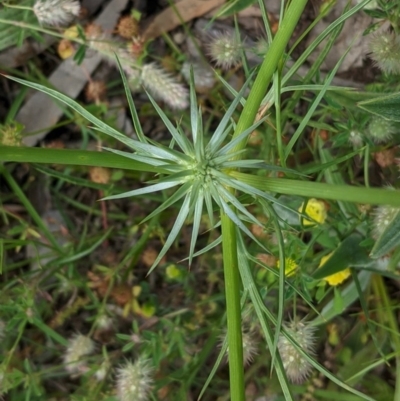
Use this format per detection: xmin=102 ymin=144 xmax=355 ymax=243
xmin=102 ymin=69 xmax=288 ymax=272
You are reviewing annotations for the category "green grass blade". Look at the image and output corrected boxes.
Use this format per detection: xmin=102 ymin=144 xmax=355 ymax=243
xmin=0 ymin=146 xmax=165 ymax=173
xmin=114 ymin=54 xmax=147 ymax=143
xmin=148 ymin=192 xmax=191 ymax=274
xmin=232 ymin=172 xmax=400 ymax=207
xmin=102 ymin=180 xmax=182 ymax=201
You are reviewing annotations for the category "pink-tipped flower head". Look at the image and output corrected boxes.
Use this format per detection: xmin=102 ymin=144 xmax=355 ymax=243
xmin=33 ymin=0 xmax=80 ymax=27
xmin=278 ymin=319 xmax=316 ymax=384
xmin=116 ymin=358 xmax=153 ymax=401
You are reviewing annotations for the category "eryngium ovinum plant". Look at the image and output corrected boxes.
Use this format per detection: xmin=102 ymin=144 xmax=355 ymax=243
xmin=6 ymin=1 xmax=400 ymax=399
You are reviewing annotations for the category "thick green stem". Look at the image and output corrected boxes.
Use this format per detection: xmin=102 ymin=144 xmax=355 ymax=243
xmin=372 ymin=275 xmax=400 ymax=401
xmin=221 ymin=1 xmax=309 ymax=400
xmin=221 ymin=214 xmax=244 ymax=400
xmin=232 ymin=0 xmax=309 ymax=148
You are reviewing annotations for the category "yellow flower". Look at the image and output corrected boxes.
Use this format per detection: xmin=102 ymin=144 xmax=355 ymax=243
xmin=299 ymin=198 xmax=327 ymax=226
xmin=319 ymin=253 xmax=351 ymax=286
xmin=64 ymin=25 xmax=79 ymax=39
xmin=276 ymin=257 xmax=298 ymax=277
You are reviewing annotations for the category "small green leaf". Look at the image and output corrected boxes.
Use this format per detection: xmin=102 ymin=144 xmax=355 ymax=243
xmin=362 ymin=8 xmax=387 ymax=19
xmin=73 ymin=44 xmax=87 ymax=65
xmin=313 ymin=234 xmax=370 ymax=280
xmin=312 ymin=270 xmax=372 ymax=326
xmin=370 ymin=209 xmax=400 ymax=259
xmin=215 ymin=0 xmax=257 ymax=17
xmin=333 ymin=287 xmax=344 ymax=314
xmin=358 ymin=92 xmax=400 ymax=122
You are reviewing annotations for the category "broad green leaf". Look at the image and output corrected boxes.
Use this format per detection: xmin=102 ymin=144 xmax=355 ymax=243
xmin=326 ymin=89 xmax=383 ymax=111
xmin=313 ymin=234 xmax=370 ymax=280
xmin=358 ymin=92 xmax=400 ymax=122
xmin=370 ymin=209 xmax=400 ymax=259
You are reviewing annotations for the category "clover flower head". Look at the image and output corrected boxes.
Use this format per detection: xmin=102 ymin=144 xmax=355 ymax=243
xmin=0 ymin=122 xmax=23 ymax=146
xmin=373 ymin=205 xmax=399 ymax=238
xmin=117 ymin=15 xmax=139 ymax=39
xmin=348 ymin=130 xmax=364 ymax=148
xmin=254 ymin=37 xmax=269 ymax=57
xmin=299 ymin=198 xmax=327 ymax=226
xmin=278 ymin=319 xmax=316 ymax=384
xmin=369 ymin=31 xmax=400 ymax=75
xmin=94 ymin=359 xmax=111 ymax=381
xmin=208 ymin=32 xmax=242 ymax=69
xmin=116 ymin=358 xmax=153 ymax=401
xmin=319 ymin=253 xmax=351 ymax=286
xmin=222 ymin=325 xmax=258 ymax=366
xmin=367 ymin=116 xmax=397 ymax=144
xmin=63 ymin=334 xmax=95 ymax=375
xmin=33 ymin=0 xmax=80 ymax=27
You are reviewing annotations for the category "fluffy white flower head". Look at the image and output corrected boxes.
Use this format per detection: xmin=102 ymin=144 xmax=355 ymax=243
xmin=116 ymin=358 xmax=153 ymax=401
xmin=208 ymin=32 xmax=242 ymax=69
xmin=140 ymin=63 xmax=188 ymax=110
xmin=33 ymin=0 xmax=80 ymax=27
xmin=63 ymin=334 xmax=95 ymax=375
xmin=278 ymin=319 xmax=316 ymax=384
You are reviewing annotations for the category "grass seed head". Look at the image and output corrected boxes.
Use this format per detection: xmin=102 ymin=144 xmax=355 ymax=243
xmin=33 ymin=0 xmax=80 ymax=27
xmin=278 ymin=319 xmax=316 ymax=384
xmin=116 ymin=358 xmax=153 ymax=401
xmin=140 ymin=63 xmax=189 ymax=109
